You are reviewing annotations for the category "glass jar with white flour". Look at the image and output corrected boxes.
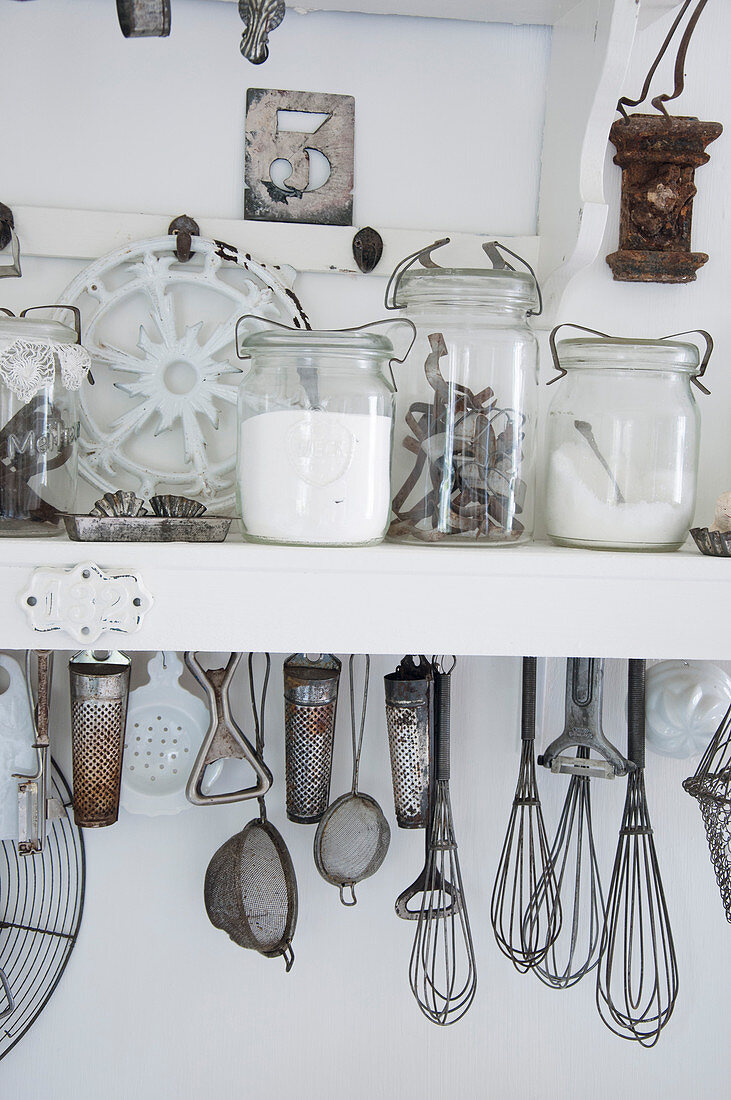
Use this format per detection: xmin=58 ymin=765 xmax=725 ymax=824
xmin=236 ymin=319 xmax=414 ymax=546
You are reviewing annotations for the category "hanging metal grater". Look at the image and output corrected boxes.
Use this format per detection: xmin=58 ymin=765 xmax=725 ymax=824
xmin=69 ymin=650 xmax=131 ymax=828
xmin=384 ymin=656 xmax=432 ymax=829
xmin=283 ymin=653 xmax=341 ymax=824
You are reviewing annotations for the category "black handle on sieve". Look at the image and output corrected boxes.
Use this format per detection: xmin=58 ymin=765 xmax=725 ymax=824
xmin=433 ymin=659 xmax=455 ymax=782
xmin=521 ymin=657 xmax=537 ymax=743
xmin=627 ymin=659 xmax=646 ymax=770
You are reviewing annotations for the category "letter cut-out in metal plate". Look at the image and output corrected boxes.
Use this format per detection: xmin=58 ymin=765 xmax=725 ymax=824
xmin=245 ymin=88 xmax=354 ymax=226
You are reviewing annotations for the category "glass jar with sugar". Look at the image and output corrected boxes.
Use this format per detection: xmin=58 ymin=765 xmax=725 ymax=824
xmin=236 ymin=318 xmax=414 ymax=546
xmin=545 ymin=328 xmax=712 ymax=552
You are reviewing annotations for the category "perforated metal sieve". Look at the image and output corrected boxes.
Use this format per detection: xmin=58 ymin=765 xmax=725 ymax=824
xmin=314 ymin=655 xmax=390 ymax=905
xmin=203 ymin=654 xmax=298 ymax=970
xmin=283 ymin=653 xmax=341 ymax=824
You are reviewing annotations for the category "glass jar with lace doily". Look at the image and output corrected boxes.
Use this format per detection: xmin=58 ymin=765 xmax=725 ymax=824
xmin=0 ymin=307 xmax=91 ymax=535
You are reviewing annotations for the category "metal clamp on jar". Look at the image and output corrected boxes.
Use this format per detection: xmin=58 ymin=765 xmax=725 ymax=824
xmin=545 ymin=324 xmax=712 ymax=552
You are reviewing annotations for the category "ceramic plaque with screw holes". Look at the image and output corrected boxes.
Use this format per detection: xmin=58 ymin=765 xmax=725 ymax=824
xmin=60 ymin=236 xmax=309 ymax=512
xmin=121 ymin=651 xmax=222 ymax=815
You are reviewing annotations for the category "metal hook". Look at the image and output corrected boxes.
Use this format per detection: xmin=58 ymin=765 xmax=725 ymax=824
xmin=168 ymin=215 xmax=200 ymax=263
xmin=0 ymin=203 xmax=21 ymax=280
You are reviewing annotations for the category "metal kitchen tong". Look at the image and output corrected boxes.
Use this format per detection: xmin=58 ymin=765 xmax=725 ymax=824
xmin=538 ymin=658 xmax=632 ymax=780
xmin=184 ymin=652 xmax=272 ymax=805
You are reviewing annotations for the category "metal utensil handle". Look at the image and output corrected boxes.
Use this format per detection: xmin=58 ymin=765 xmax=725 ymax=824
xmin=0 ymin=965 xmax=14 ymax=1021
xmin=521 ymin=657 xmax=537 ymax=743
xmin=349 ymin=654 xmax=370 ymax=794
xmin=248 ymin=652 xmax=271 ymax=820
xmin=627 ymin=659 xmax=646 ymax=770
xmin=433 ymin=665 xmax=452 ymax=783
xmin=566 ymin=657 xmax=603 ymax=728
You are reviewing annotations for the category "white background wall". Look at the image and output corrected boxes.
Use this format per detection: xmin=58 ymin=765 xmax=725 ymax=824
xmin=0 ymin=1 xmax=730 ymax=1097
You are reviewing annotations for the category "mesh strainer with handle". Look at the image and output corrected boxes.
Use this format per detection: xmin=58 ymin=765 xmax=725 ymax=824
xmin=203 ymin=654 xmax=298 ymax=971
xmin=314 ymin=654 xmax=391 ymax=906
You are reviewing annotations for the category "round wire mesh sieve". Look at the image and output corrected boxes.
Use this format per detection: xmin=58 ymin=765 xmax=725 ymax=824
xmin=314 ymin=655 xmax=391 ymax=906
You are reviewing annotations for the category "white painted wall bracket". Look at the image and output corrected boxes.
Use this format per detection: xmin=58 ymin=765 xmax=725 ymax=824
xmin=19 ymin=560 xmax=153 ymax=644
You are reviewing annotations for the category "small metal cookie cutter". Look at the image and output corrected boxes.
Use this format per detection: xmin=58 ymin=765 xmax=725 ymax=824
xmin=184 ymin=652 xmax=273 ymax=805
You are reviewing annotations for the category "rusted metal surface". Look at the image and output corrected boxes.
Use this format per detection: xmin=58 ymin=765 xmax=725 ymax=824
xmin=239 ymin=0 xmax=285 ymax=64
xmin=69 ymin=651 xmax=131 ymax=829
xmin=245 ymin=88 xmax=355 ymax=226
xmin=607 ymin=114 xmax=722 ymax=283
xmin=384 ymin=656 xmax=431 ymax=830
xmin=352 ymin=227 xmax=383 ymax=273
xmin=116 ymin=0 xmax=170 ymax=38
xmin=283 ymin=653 xmax=341 ymax=825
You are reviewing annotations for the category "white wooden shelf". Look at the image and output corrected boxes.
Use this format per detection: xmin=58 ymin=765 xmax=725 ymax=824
xmin=1 ymin=536 xmax=725 ymax=659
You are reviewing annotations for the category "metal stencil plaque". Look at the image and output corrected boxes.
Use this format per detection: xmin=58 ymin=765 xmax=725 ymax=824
xmin=245 ymin=88 xmax=354 ymax=226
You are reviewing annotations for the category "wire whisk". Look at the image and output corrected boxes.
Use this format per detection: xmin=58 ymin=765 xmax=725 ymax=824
xmin=529 ymin=747 xmax=606 ymax=989
xmin=408 ymin=657 xmax=477 ymax=1025
xmin=491 ymin=657 xmax=560 ymax=972
xmin=683 ymin=701 xmax=731 ymax=923
xmin=596 ymin=659 xmax=678 ymax=1046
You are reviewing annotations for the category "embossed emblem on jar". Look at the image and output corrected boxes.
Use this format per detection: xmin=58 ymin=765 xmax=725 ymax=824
xmin=286 ymin=414 xmax=355 ymax=486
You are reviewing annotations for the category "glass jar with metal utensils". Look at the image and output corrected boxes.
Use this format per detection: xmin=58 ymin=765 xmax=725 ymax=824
xmin=184 ymin=652 xmax=272 ymax=806
xmin=384 ymin=655 xmax=432 ymax=829
xmin=533 ymin=658 xmax=630 ymax=989
xmin=403 ymin=657 xmax=477 ymax=1025
xmin=491 ymin=656 xmax=560 ymax=972
xmin=0 ymin=307 xmax=91 ymax=535
xmin=545 ymin=325 xmax=712 ymax=551
xmin=204 ymin=654 xmax=298 ymax=971
xmin=597 ymin=660 xmax=678 ymax=1045
xmin=314 ymin=655 xmax=390 ymax=906
xmin=283 ymin=653 xmax=341 ymax=824
xmin=68 ymin=650 xmax=131 ymax=828
xmin=236 ymin=316 xmax=415 ymax=546
xmin=385 ymin=239 xmax=540 ymax=544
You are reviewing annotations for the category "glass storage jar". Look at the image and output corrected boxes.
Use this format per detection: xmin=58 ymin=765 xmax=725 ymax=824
xmin=0 ymin=307 xmax=90 ymax=536
xmin=236 ymin=318 xmax=413 ymax=547
xmin=386 ymin=250 xmax=539 ymax=544
xmin=545 ymin=333 xmax=709 ymax=551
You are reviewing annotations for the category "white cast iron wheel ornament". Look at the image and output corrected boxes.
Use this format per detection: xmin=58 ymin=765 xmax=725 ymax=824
xmin=60 ymin=236 xmax=309 ymax=512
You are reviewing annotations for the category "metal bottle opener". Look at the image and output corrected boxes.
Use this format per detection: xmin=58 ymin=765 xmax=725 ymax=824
xmin=184 ymin=652 xmax=273 ymax=806
xmin=538 ymin=658 xmax=632 ymax=779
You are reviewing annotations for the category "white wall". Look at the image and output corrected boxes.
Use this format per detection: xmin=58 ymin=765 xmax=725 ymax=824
xmin=0 ymin=1 xmax=730 ymax=1098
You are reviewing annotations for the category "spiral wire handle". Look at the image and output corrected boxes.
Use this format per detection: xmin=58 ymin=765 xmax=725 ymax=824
xmin=683 ymin=702 xmax=731 ymax=923
xmin=491 ymin=657 xmax=561 ymax=972
xmin=596 ymin=660 xmax=678 ymax=1046
xmin=409 ymin=657 xmax=477 ymax=1025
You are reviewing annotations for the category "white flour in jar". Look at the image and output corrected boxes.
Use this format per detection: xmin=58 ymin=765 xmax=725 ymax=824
xmin=546 ymin=442 xmax=691 ymax=547
xmin=238 ymin=409 xmax=392 ymax=545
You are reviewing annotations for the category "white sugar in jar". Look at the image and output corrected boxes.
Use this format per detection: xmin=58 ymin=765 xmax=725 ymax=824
xmin=236 ymin=321 xmax=412 ymax=547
